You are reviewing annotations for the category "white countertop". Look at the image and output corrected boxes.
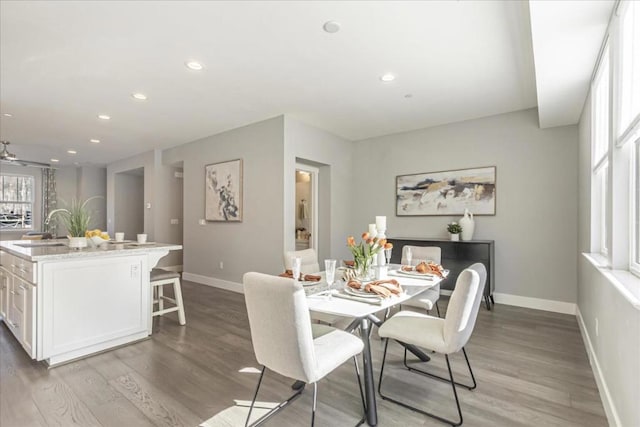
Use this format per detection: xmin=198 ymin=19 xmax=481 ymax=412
xmin=0 ymin=239 xmax=182 ymax=262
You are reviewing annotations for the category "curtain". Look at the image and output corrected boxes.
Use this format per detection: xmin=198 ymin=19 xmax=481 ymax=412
xmin=42 ymin=168 xmax=57 ymax=234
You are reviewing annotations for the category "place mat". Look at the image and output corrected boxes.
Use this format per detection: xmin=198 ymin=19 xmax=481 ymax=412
xmin=388 ymin=269 xmax=434 ymax=280
xmin=333 ymin=291 xmax=384 ymax=305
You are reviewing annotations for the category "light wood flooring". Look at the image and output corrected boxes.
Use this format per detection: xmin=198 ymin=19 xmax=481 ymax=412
xmin=1 ymin=281 xmax=607 ymax=426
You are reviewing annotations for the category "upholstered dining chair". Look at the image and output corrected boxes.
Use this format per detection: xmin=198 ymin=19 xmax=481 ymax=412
xmin=401 ymin=245 xmax=442 ymax=317
xmin=243 ymin=272 xmax=365 ymax=426
xmin=377 ymin=263 xmax=486 ymax=426
xmin=284 ymin=248 xmax=320 ymax=274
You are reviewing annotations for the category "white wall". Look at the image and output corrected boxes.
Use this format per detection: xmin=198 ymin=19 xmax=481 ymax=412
xmin=352 ymin=108 xmax=578 ymax=304
xmin=54 ymin=166 xmax=107 ymax=235
xmin=577 ymin=96 xmax=640 ymax=427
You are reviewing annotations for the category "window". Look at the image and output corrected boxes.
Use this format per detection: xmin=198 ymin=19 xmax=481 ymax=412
xmin=0 ymin=174 xmax=34 ymax=230
xmin=591 ymin=45 xmax=610 ymax=256
xmin=619 ymin=0 xmax=640 ymax=140
xmin=631 ymin=136 xmax=640 ymax=273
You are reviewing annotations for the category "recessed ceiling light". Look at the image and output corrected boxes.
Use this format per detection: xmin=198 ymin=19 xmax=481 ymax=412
xmin=90 ymin=139 xmax=100 ymax=143
xmin=132 ymin=93 xmax=147 ymax=101
xmin=323 ymin=21 xmax=341 ymax=33
xmin=98 ymin=114 xmax=111 ymax=120
xmin=67 ymin=150 xmax=77 ymax=154
xmin=3 ymin=113 xmax=12 ymax=117
xmin=380 ymin=73 xmax=396 ymax=82
xmin=50 ymin=158 xmax=59 ymax=163
xmin=185 ymin=61 xmax=204 ymax=71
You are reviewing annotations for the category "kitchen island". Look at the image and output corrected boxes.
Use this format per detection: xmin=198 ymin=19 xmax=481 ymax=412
xmin=0 ymin=239 xmax=181 ymax=366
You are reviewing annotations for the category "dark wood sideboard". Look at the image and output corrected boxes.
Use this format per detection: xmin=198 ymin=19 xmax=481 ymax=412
xmin=388 ymin=237 xmax=495 ymax=310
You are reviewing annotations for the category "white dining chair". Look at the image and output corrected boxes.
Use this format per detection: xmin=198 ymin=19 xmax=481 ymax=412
xmin=243 ymin=272 xmax=365 ymax=426
xmin=400 ymin=245 xmax=442 ymax=317
xmin=284 ymin=248 xmax=320 ymax=274
xmin=377 ymin=263 xmax=486 ymax=426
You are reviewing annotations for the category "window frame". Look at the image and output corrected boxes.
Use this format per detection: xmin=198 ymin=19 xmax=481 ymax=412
xmin=0 ymin=173 xmax=35 ymax=231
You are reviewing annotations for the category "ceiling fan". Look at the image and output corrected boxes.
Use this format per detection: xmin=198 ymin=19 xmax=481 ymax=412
xmin=0 ymin=141 xmax=52 ymax=168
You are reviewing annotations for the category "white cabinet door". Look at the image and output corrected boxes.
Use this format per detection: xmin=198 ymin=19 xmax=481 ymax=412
xmin=0 ymin=267 xmax=9 ymax=320
xmin=8 ymin=276 xmax=36 ymax=358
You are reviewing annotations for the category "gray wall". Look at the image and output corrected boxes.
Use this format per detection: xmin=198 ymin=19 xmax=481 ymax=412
xmin=163 ymin=116 xmax=285 ymax=282
xmin=113 ymin=173 xmax=144 ymax=241
xmin=577 ymin=95 xmax=640 ymax=426
xmin=352 ymin=108 xmax=578 ymax=303
xmin=78 ymin=166 xmax=107 ymax=230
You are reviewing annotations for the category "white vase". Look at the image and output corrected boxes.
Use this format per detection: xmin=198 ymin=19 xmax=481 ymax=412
xmin=450 ymin=233 xmax=460 ymax=241
xmin=459 ymin=209 xmax=475 ymax=241
xmin=68 ymin=237 xmax=87 ymax=249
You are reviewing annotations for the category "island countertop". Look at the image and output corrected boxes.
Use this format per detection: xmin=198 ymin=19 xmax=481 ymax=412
xmin=0 ymin=239 xmax=182 ymax=262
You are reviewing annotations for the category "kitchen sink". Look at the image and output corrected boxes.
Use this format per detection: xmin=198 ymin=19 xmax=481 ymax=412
xmin=15 ymin=242 xmax=66 ymax=248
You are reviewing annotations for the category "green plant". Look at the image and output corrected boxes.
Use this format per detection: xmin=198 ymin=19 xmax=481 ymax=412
xmin=45 ymin=196 xmax=102 ymax=237
xmin=447 ymin=222 xmax=462 ymax=234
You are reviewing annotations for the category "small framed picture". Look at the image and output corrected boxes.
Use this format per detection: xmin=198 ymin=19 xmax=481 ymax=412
xmin=205 ymin=159 xmax=243 ymax=222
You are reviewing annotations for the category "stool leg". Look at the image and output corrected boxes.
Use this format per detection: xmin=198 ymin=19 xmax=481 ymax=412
xmin=173 ymin=278 xmax=186 ymax=325
xmin=158 ymin=285 xmax=164 ymax=311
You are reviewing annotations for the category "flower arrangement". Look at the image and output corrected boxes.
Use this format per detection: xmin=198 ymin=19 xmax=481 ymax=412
xmin=347 ymin=232 xmax=393 ymax=279
xmin=447 ymin=222 xmax=463 ymax=234
xmin=45 ymin=196 xmax=102 ymax=237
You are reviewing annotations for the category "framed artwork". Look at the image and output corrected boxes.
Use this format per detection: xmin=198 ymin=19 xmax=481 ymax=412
xmin=396 ymin=166 xmax=496 ymax=216
xmin=205 ymin=159 xmax=243 ymax=222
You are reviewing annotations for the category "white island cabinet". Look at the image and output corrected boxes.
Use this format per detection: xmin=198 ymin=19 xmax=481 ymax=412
xmin=0 ymin=240 xmax=181 ymax=366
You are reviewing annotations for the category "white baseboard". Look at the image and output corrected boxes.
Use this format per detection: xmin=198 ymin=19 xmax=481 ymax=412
xmin=576 ymin=308 xmax=621 ymax=427
xmin=182 ymin=272 xmax=243 ymax=294
xmin=159 ymin=264 xmax=182 ymax=273
xmin=492 ymin=292 xmax=577 ymax=315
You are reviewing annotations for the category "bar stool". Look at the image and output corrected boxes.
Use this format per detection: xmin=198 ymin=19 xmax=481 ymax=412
xmin=150 ymin=268 xmax=186 ymax=330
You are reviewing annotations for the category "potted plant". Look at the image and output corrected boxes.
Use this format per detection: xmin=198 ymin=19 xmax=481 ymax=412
xmin=45 ymin=196 xmax=101 ymax=248
xmin=447 ymin=222 xmax=463 ymax=241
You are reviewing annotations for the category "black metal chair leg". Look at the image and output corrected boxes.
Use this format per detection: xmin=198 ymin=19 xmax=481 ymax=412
xmin=245 ymin=367 xmax=304 ymax=427
xmin=379 ymin=341 xmax=466 ymax=426
xmin=245 ymin=366 xmax=266 ymax=427
xmin=402 ymin=346 xmax=477 ymax=390
xmin=435 ymin=301 xmax=441 ymax=317
xmin=311 ymin=382 xmax=317 ymax=427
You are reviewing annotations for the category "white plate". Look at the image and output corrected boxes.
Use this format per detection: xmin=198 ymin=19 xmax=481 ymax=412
xmin=395 ymin=268 xmax=449 ymax=278
xmin=301 ymin=280 xmax=322 ymax=287
xmin=343 ymin=285 xmax=381 ymax=299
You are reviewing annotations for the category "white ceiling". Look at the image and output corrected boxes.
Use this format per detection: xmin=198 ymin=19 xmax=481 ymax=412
xmin=0 ymin=1 xmax=613 ymax=167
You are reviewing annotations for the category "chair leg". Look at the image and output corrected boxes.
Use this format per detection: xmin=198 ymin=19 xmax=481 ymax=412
xmin=353 ymin=356 xmax=367 ymax=413
xmin=435 ymin=301 xmax=441 ymax=317
xmin=173 ymin=278 xmax=186 ymax=325
xmin=245 ymin=366 xmax=265 ymax=427
xmin=158 ymin=285 xmax=164 ymax=311
xmin=311 ymin=382 xmax=317 ymax=427
xmin=402 ymin=346 xmax=476 ymax=390
xmin=245 ymin=367 xmax=304 ymax=427
xmin=379 ymin=340 xmax=465 ymax=426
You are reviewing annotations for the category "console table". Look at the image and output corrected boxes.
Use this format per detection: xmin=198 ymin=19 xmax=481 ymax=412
xmin=388 ymin=237 xmax=495 ymax=310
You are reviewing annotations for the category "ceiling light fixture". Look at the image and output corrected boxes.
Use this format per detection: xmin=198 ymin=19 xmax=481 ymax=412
xmin=404 ymin=94 xmax=413 ymax=98
xmin=380 ymin=73 xmax=396 ymax=82
xmin=3 ymin=113 xmax=12 ymax=117
xmin=67 ymin=150 xmax=77 ymax=154
xmin=132 ymin=93 xmax=147 ymax=100
xmin=97 ymin=114 xmax=111 ymax=120
xmin=323 ymin=21 xmax=341 ymax=33
xmin=50 ymin=158 xmax=59 ymax=163
xmin=185 ymin=61 xmax=204 ymax=71
xmin=90 ymin=139 xmax=100 ymax=143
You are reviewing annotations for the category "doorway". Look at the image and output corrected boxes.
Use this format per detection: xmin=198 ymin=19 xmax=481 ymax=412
xmin=295 ymin=164 xmax=318 ymax=252
xmin=114 ymin=168 xmax=144 ymax=241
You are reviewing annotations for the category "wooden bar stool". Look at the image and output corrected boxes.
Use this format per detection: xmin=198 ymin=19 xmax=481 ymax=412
xmin=150 ymin=269 xmax=186 ymax=330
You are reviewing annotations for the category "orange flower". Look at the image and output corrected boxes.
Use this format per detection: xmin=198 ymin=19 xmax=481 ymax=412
xmin=366 ymin=238 xmax=373 ymax=245
xmin=384 ymin=242 xmax=393 ymax=249
xmin=378 ymin=238 xmax=387 ymax=247
xmin=362 ymin=232 xmax=370 ymax=240
xmin=347 ymin=236 xmax=356 ymax=247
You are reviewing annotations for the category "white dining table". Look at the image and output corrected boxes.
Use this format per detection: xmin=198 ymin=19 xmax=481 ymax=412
xmin=304 ymin=265 xmax=445 ymax=427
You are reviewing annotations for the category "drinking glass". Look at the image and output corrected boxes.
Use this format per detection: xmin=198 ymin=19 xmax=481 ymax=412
xmin=405 ymin=247 xmax=412 ymax=266
xmin=384 ymin=248 xmax=392 ymax=266
xmin=324 ymin=259 xmax=337 ymax=300
xmin=291 ymin=257 xmax=302 ymax=283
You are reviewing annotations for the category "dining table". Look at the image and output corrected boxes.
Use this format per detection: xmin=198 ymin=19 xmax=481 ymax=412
xmin=303 ymin=264 xmax=446 ymax=427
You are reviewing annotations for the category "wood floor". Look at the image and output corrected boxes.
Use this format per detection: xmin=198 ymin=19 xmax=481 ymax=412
xmin=1 ymin=281 xmax=607 ymax=427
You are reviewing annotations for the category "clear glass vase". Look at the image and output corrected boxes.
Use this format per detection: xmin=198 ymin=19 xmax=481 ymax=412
xmin=354 ymin=258 xmax=374 ymax=281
